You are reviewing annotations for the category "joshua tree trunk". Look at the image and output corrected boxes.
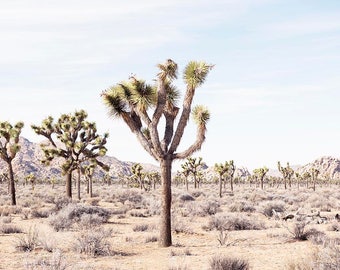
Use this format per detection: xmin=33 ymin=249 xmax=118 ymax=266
xmin=219 ymin=176 xmax=223 ymax=198
xmin=77 ymin=168 xmax=81 ymax=200
xmin=159 ymin=156 xmax=172 ymax=247
xmin=89 ymin=176 xmax=93 ymax=198
xmin=8 ymin=162 xmax=16 ymax=206
xmin=66 ymin=172 xmax=72 ymax=198
xmin=185 ymin=177 xmax=189 ymax=191
xmin=230 ymin=177 xmax=234 ymax=192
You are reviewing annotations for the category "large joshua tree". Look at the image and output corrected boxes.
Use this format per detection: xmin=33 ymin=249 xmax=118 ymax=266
xmin=101 ymin=59 xmax=213 ymax=247
xmin=32 ymin=110 xmax=109 ymax=199
xmin=0 ymin=121 xmax=24 ymax=205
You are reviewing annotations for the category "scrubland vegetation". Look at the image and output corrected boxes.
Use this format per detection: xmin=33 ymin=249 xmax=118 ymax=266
xmin=0 ymin=180 xmax=339 ymax=269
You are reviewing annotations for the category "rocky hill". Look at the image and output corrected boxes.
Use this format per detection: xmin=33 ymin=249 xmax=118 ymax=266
xmin=1 ymin=138 xmax=339 ymax=182
xmin=296 ymin=156 xmax=340 ymax=179
xmin=0 ymin=137 xmax=159 ymax=181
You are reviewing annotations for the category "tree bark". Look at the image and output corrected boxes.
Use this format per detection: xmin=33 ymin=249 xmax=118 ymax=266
xmin=89 ymin=176 xmax=93 ymax=198
xmin=159 ymin=156 xmax=172 ymax=247
xmin=8 ymin=162 xmax=16 ymax=206
xmin=66 ymin=172 xmax=72 ymax=198
xmin=219 ymin=176 xmax=222 ymax=198
xmin=77 ymin=169 xmax=81 ymax=200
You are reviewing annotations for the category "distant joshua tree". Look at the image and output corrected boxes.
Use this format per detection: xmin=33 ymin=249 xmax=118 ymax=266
xmin=101 ymin=59 xmax=213 ymax=247
xmin=214 ymin=161 xmax=235 ymax=197
xmin=32 ymin=110 xmax=109 ymax=199
xmin=181 ymin=157 xmax=205 ymax=189
xmin=277 ymin=161 xmax=294 ymax=189
xmin=310 ymin=167 xmax=319 ymax=191
xmin=0 ymin=121 xmax=24 ymax=205
xmin=253 ymin=166 xmax=269 ymax=190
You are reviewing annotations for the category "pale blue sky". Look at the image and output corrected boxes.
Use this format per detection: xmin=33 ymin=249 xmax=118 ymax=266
xmin=1 ymin=0 xmax=340 ymax=170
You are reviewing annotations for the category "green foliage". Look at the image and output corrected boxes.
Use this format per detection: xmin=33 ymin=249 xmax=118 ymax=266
xmin=32 ymin=110 xmax=109 ymax=175
xmin=0 ymin=121 xmax=24 ymax=162
xmin=183 ymin=61 xmax=214 ymax=89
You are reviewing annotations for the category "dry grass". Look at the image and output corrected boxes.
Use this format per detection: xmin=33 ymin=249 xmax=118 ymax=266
xmin=0 ymin=183 xmax=339 ymax=269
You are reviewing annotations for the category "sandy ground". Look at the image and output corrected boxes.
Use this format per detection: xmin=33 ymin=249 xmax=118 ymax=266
xmin=0 ymin=184 xmax=339 ymax=270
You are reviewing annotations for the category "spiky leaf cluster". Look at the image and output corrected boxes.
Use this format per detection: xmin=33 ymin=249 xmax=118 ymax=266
xmin=214 ymin=160 xmax=235 ymax=179
xmin=102 ymin=59 xmax=213 ymax=162
xmin=0 ymin=121 xmax=24 ymax=162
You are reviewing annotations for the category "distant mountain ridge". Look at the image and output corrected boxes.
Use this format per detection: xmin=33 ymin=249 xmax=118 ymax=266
xmin=0 ymin=137 xmax=159 ymax=181
xmin=0 ymin=137 xmax=339 ymax=181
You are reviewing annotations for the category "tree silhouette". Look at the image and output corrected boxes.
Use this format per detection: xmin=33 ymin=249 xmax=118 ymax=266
xmin=0 ymin=121 xmax=24 ymax=205
xmin=101 ymin=59 xmax=213 ymax=247
xmin=32 ymin=110 xmax=109 ymax=199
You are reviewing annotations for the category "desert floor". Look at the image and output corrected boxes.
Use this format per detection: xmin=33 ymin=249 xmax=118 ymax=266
xmin=0 ymin=183 xmax=339 ymax=270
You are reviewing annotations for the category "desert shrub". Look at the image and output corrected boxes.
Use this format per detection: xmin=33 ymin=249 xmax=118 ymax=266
xmin=185 ymin=200 xmax=220 ymax=217
xmin=117 ymin=189 xmax=143 ymax=205
xmin=133 ymin=224 xmax=149 ymax=232
xmin=31 ymin=208 xmax=52 ymax=218
xmin=0 ymin=216 xmax=12 ymax=223
xmin=206 ymin=213 xmax=265 ymax=231
xmin=0 ymin=223 xmax=23 ymax=234
xmin=23 ymin=249 xmax=67 ymax=270
xmin=313 ymin=239 xmax=340 ymax=269
xmin=178 ymin=193 xmax=195 ymax=202
xmin=15 ymin=226 xmax=39 ymax=252
xmin=172 ymin=217 xmax=193 ymax=234
xmin=228 ymin=201 xmax=255 ymax=213
xmin=49 ymin=204 xmax=111 ymax=231
xmin=200 ymin=200 xmax=220 ymax=216
xmin=0 ymin=205 xmax=22 ymax=216
xmin=285 ymin=222 xmax=325 ymax=242
xmin=73 ymin=228 xmax=112 ymax=257
xmin=145 ymin=235 xmax=158 ymax=243
xmin=129 ymin=210 xmax=148 ymax=217
xmin=209 ymin=255 xmax=249 ymax=270
xmin=260 ymin=201 xmax=286 ymax=217
xmin=143 ymin=197 xmax=161 ymax=216
xmin=52 ymin=196 xmax=72 ymax=211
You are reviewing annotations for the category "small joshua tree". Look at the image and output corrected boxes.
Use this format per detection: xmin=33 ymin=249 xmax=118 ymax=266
xmin=32 ymin=110 xmax=109 ymax=199
xmin=131 ymin=163 xmax=145 ymax=190
xmin=310 ymin=167 xmax=319 ymax=191
xmin=181 ymin=157 xmax=205 ymax=189
xmin=253 ymin=166 xmax=269 ymax=190
xmin=214 ymin=161 xmax=230 ymax=197
xmin=277 ymin=161 xmax=294 ymax=189
xmin=81 ymin=163 xmax=97 ymax=197
xmin=0 ymin=121 xmax=24 ymax=205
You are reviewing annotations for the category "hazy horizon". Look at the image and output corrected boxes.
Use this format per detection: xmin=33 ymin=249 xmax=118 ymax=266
xmin=1 ymin=1 xmax=340 ymax=171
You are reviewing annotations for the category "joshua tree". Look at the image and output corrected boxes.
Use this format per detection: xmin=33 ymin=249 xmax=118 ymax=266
xmin=214 ymin=161 xmax=230 ymax=197
xmin=131 ymin=163 xmax=145 ymax=190
xmin=101 ymin=59 xmax=213 ymax=247
xmin=181 ymin=163 xmax=191 ymax=191
xmin=310 ymin=168 xmax=319 ymax=191
xmin=146 ymin=171 xmax=161 ymax=190
xmin=277 ymin=161 xmax=294 ymax=189
xmin=81 ymin=163 xmax=96 ymax=197
xmin=253 ymin=166 xmax=269 ymax=190
xmin=32 ymin=110 xmax=109 ymax=199
xmin=181 ymin=157 xmax=205 ymax=189
xmin=0 ymin=121 xmax=24 ymax=205
xmin=24 ymin=173 xmax=36 ymax=190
